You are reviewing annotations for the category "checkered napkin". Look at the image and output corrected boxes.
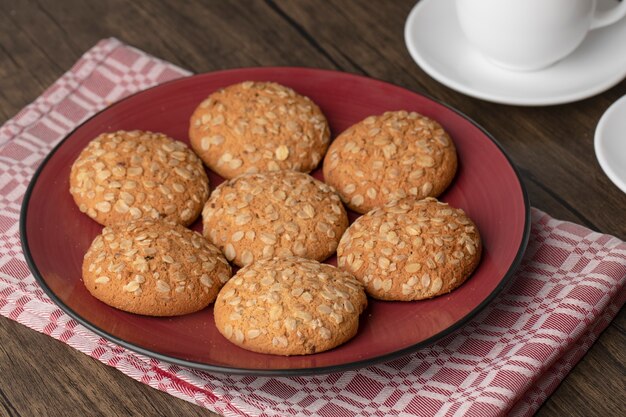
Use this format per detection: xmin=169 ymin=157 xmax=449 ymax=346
xmin=1 ymin=38 xmax=624 ymax=417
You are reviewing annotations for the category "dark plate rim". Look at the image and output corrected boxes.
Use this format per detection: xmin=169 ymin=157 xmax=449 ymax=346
xmin=19 ymin=66 xmax=531 ymax=376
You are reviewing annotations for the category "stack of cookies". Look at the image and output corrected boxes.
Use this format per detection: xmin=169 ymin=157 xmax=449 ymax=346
xmin=72 ymin=80 xmax=481 ymax=356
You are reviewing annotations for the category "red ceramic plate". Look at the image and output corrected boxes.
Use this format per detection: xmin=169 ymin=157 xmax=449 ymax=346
xmin=21 ymin=68 xmax=529 ymax=375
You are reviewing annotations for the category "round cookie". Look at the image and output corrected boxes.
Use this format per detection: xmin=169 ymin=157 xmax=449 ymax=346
xmin=202 ymin=170 xmax=348 ymax=267
xmin=337 ymin=197 xmax=481 ymax=301
xmin=189 ymin=81 xmax=330 ymax=179
xmin=323 ymin=111 xmax=457 ymax=214
xmin=82 ymin=219 xmax=231 ymax=316
xmin=214 ymin=257 xmax=367 ymax=356
xmin=70 ymin=130 xmax=209 ymax=226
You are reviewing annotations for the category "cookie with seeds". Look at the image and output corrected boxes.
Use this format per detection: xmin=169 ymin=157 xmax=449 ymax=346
xmin=70 ymin=130 xmax=209 ymax=226
xmin=214 ymin=257 xmax=367 ymax=355
xmin=323 ymin=111 xmax=457 ymax=214
xmin=202 ymin=170 xmax=348 ymax=267
xmin=337 ymin=197 xmax=481 ymax=301
xmin=189 ymin=81 xmax=330 ymax=179
xmin=82 ymin=219 xmax=231 ymax=316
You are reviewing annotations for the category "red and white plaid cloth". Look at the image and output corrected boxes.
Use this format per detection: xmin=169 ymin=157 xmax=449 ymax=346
xmin=1 ymin=38 xmax=624 ymax=417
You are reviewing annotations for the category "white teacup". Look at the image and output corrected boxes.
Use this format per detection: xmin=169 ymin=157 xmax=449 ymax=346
xmin=456 ymin=0 xmax=626 ymax=71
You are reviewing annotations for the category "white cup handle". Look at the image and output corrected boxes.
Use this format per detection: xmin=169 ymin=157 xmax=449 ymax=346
xmin=590 ymin=0 xmax=626 ymax=29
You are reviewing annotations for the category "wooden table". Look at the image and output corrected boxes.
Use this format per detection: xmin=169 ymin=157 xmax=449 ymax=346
xmin=1 ymin=1 xmax=624 ymax=416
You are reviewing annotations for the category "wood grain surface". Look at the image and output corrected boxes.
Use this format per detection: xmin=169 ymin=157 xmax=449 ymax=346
xmin=1 ymin=0 xmax=624 ymax=416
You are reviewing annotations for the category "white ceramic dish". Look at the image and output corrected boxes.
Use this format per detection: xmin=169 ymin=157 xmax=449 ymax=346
xmin=595 ymin=95 xmax=626 ymax=194
xmin=404 ymin=0 xmax=626 ymax=106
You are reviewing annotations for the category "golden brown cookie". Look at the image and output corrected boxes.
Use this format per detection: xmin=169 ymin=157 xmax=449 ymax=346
xmin=82 ymin=219 xmax=231 ymax=316
xmin=189 ymin=81 xmax=330 ymax=179
xmin=70 ymin=130 xmax=209 ymax=226
xmin=202 ymin=170 xmax=348 ymax=267
xmin=337 ymin=197 xmax=481 ymax=301
xmin=214 ymin=257 xmax=367 ymax=355
xmin=323 ymin=111 xmax=457 ymax=214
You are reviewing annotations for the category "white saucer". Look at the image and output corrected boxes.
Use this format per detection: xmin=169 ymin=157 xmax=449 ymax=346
xmin=595 ymin=95 xmax=626 ymax=194
xmin=404 ymin=0 xmax=626 ymax=106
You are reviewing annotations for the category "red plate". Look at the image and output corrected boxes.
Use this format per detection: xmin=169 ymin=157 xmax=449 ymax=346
xmin=21 ymin=68 xmax=529 ymax=375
